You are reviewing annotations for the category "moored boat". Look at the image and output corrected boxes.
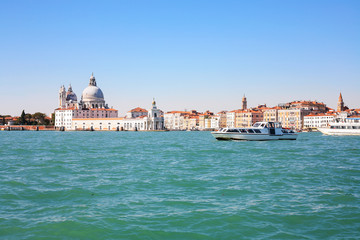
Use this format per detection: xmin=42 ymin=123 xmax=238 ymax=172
xmin=318 ymin=118 xmax=360 ymax=135
xmin=211 ymin=122 xmax=298 ymax=141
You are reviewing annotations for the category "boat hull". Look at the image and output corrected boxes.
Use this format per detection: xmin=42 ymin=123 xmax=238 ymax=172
xmin=318 ymin=128 xmax=360 ymax=135
xmin=211 ymin=132 xmax=285 ymax=141
xmin=278 ymin=134 xmax=298 ymax=140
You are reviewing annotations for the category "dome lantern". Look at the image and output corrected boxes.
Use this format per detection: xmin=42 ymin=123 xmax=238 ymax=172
xmin=89 ymin=72 xmax=97 ymax=86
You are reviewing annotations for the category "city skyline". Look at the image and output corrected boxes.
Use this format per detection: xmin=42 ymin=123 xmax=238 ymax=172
xmin=1 ymin=0 xmax=359 ymax=116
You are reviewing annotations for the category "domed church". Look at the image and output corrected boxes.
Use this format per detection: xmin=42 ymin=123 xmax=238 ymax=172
xmin=55 ymin=73 xmax=118 ymax=130
xmin=55 ymin=73 xmax=164 ymax=131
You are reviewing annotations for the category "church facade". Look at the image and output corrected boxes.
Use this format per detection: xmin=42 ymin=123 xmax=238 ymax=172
xmin=55 ymin=73 xmax=164 ymax=131
xmin=72 ymin=99 xmax=164 ymax=131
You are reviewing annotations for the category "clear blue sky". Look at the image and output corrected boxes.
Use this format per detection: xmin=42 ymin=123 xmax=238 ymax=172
xmin=1 ymin=0 xmax=359 ymax=116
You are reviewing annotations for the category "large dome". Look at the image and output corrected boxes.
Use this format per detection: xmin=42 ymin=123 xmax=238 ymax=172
xmin=81 ymin=85 xmax=104 ymax=101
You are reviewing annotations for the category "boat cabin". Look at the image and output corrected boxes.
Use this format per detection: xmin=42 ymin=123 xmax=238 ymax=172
xmin=218 ymin=122 xmax=285 ymax=135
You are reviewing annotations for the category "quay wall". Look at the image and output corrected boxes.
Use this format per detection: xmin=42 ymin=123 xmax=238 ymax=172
xmin=0 ymin=125 xmax=55 ymax=131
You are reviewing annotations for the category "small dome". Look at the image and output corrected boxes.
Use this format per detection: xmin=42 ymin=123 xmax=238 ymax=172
xmin=81 ymin=85 xmax=104 ymax=101
xmin=66 ymin=91 xmax=77 ymax=102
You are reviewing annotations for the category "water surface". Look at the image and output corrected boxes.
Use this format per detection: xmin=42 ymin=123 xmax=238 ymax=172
xmin=1 ymin=131 xmax=359 ymax=239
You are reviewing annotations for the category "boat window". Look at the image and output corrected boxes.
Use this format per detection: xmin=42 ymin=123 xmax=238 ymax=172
xmin=239 ymin=129 xmax=247 ymax=133
xmin=254 ymin=129 xmax=261 ymax=133
xmin=226 ymin=129 xmax=239 ymax=132
xmin=330 ymin=126 xmax=335 ymax=129
xmin=260 ymin=123 xmax=266 ymax=127
xmin=341 ymin=126 xmax=346 ymax=129
xmin=247 ymin=129 xmax=255 ymax=133
xmin=253 ymin=123 xmax=261 ymax=127
xmin=352 ymin=126 xmax=356 ymax=129
xmin=289 ymin=130 xmax=294 ymax=133
xmin=282 ymin=129 xmax=288 ymax=133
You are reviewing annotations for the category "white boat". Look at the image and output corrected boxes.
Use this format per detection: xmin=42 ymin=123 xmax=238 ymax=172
xmin=211 ymin=122 xmax=298 ymax=141
xmin=318 ymin=118 xmax=360 ymax=135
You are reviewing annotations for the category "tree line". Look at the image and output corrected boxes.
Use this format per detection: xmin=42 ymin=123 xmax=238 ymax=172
xmin=18 ymin=110 xmax=52 ymax=125
xmin=0 ymin=110 xmax=53 ymax=125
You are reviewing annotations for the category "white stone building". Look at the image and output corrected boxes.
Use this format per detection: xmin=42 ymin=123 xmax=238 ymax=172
xmin=210 ymin=116 xmax=219 ymax=129
xmin=226 ymin=111 xmax=236 ymax=128
xmin=55 ymin=73 xmax=118 ymax=130
xmin=72 ymin=99 xmax=164 ymax=131
xmin=304 ymin=114 xmax=336 ymax=129
xmin=164 ymin=111 xmax=186 ymax=130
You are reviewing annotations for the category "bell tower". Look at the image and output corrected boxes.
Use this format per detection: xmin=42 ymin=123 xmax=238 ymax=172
xmin=242 ymin=94 xmax=247 ymax=110
xmin=59 ymin=85 xmax=66 ymax=108
xmin=337 ymin=92 xmax=344 ymax=112
xmin=148 ymin=98 xmax=162 ymax=130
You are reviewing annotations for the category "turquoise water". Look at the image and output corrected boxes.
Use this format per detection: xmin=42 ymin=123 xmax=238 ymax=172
xmin=0 ymin=131 xmax=359 ymax=239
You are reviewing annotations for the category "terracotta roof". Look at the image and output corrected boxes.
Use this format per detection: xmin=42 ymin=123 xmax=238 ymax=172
xmin=89 ymin=108 xmax=118 ymax=111
xmin=166 ymin=111 xmax=189 ymax=114
xmin=55 ymin=107 xmax=77 ymax=110
xmin=217 ymin=111 xmax=227 ymax=114
xmin=129 ymin=107 xmax=147 ymax=113
xmin=184 ymin=115 xmax=199 ymax=120
xmin=229 ymin=109 xmax=242 ymax=113
xmin=5 ymin=117 xmax=19 ymax=120
xmin=290 ymin=100 xmax=326 ymax=106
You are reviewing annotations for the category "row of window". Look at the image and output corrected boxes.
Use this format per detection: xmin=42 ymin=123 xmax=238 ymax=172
xmin=330 ymin=126 xmax=360 ymax=129
xmin=223 ymin=128 xmax=262 ymax=134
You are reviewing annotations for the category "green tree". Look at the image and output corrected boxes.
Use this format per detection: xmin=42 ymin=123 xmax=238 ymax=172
xmin=51 ymin=113 xmax=55 ymax=125
xmin=19 ymin=110 xmax=26 ymax=125
xmin=25 ymin=113 xmax=32 ymax=125
xmin=0 ymin=115 xmax=5 ymax=125
xmin=33 ymin=112 xmax=46 ymax=125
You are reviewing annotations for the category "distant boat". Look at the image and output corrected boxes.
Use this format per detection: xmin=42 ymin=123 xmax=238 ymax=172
xmin=211 ymin=122 xmax=297 ymax=141
xmin=318 ymin=118 xmax=360 ymax=135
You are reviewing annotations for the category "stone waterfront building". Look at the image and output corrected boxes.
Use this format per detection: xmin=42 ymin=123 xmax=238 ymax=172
xmin=55 ymin=73 xmax=164 ymax=131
